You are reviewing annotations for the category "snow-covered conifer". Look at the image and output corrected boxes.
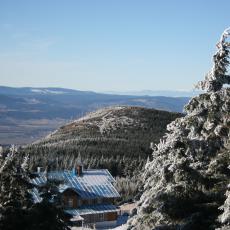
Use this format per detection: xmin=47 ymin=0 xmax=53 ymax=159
xmin=128 ymin=28 xmax=230 ymax=230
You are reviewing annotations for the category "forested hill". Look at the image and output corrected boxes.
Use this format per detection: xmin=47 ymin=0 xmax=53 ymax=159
xmin=23 ymin=106 xmax=182 ymax=202
xmin=24 ymin=106 xmax=182 ymax=176
xmin=0 ymin=86 xmax=189 ymax=145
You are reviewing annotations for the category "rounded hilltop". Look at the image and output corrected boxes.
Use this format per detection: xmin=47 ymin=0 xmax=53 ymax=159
xmin=23 ymin=105 xmax=182 ymax=204
xmin=24 ymin=106 xmax=181 ymax=174
xmin=33 ymin=105 xmax=182 ymax=153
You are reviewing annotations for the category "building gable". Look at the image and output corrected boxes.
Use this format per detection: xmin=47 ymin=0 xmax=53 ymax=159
xmin=30 ymin=169 xmax=120 ymax=202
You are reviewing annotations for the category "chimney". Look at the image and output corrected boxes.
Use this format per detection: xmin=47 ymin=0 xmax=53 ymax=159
xmin=37 ymin=167 xmax=41 ymax=173
xmin=76 ymin=152 xmax=83 ymax=176
xmin=76 ymin=165 xmax=83 ymax=176
xmin=71 ymin=167 xmax=76 ymax=176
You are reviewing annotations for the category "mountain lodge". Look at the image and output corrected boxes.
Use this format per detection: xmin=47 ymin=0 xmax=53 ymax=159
xmin=30 ymin=157 xmax=120 ymax=227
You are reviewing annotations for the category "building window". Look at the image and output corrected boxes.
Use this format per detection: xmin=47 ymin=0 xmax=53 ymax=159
xmin=93 ymin=199 xmax=97 ymax=205
xmin=67 ymin=198 xmax=73 ymax=208
xmin=99 ymin=213 xmax=104 ymax=222
xmin=88 ymin=199 xmax=92 ymax=205
xmin=78 ymin=199 xmax=82 ymax=206
xmin=82 ymin=199 xmax=88 ymax=205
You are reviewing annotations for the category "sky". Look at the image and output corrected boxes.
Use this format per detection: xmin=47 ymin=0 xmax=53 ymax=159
xmin=0 ymin=0 xmax=229 ymax=92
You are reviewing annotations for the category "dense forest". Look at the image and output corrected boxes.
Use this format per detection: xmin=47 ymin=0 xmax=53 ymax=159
xmin=21 ymin=106 xmax=182 ymax=203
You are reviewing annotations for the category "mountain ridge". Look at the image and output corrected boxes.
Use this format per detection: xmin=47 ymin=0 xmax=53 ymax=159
xmin=32 ymin=105 xmax=182 ymax=150
xmin=0 ymin=86 xmax=189 ymax=145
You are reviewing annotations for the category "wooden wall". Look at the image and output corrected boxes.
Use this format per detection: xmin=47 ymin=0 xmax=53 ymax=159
xmin=81 ymin=211 xmax=117 ymax=223
xmin=62 ymin=188 xmax=116 ymax=209
xmin=62 ymin=189 xmax=78 ymax=208
xmin=105 ymin=212 xmax=117 ymax=221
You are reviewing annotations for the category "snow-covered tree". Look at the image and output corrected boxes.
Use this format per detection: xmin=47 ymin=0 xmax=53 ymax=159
xmin=28 ymin=174 xmax=70 ymax=230
xmin=127 ymin=28 xmax=230 ymax=230
xmin=0 ymin=146 xmax=3 ymax=157
xmin=0 ymin=149 xmax=32 ymax=230
xmin=0 ymin=148 xmax=70 ymax=230
xmin=196 ymin=27 xmax=230 ymax=91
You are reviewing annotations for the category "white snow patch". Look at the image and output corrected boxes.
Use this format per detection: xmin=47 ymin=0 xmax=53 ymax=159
xmin=75 ymin=107 xmax=137 ymax=134
xmin=76 ymin=107 xmax=125 ymax=122
xmin=109 ymin=225 xmax=128 ymax=230
xmin=30 ymin=89 xmax=66 ymax=94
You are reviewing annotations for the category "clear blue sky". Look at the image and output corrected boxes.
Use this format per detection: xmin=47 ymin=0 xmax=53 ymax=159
xmin=0 ymin=0 xmax=229 ymax=92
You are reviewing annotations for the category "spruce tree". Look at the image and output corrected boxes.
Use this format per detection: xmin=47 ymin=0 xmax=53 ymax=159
xmin=127 ymin=28 xmax=230 ymax=230
xmin=28 ymin=174 xmax=70 ymax=230
xmin=0 ymin=148 xmax=32 ymax=230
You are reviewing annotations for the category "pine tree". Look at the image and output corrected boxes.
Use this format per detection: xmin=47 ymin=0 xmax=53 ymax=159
xmin=0 ymin=148 xmax=32 ymax=230
xmin=28 ymin=173 xmax=70 ymax=230
xmin=196 ymin=28 xmax=230 ymax=91
xmin=0 ymin=148 xmax=71 ymax=230
xmin=127 ymin=28 xmax=230 ymax=230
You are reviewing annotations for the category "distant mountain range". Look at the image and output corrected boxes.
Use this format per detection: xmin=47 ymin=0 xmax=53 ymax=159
xmin=103 ymin=89 xmax=202 ymax=97
xmin=0 ymin=86 xmax=191 ymax=145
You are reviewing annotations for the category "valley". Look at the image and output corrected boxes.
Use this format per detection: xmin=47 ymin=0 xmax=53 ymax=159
xmin=0 ymin=86 xmax=189 ymax=145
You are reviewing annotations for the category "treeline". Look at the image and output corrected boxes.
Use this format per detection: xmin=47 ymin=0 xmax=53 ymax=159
xmin=21 ymin=146 xmax=147 ymax=203
xmin=20 ymin=107 xmax=182 ymax=203
xmin=23 ymin=145 xmax=147 ymax=176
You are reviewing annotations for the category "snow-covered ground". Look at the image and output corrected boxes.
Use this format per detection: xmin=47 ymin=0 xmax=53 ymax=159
xmin=71 ymin=224 xmax=127 ymax=230
xmin=70 ymin=214 xmax=129 ymax=230
xmin=30 ymin=89 xmax=66 ymax=94
xmin=76 ymin=106 xmax=138 ymax=135
xmin=110 ymin=225 xmax=127 ymax=230
xmin=70 ymin=200 xmax=136 ymax=230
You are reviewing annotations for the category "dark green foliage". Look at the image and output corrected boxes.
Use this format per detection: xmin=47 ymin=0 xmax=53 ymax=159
xmin=0 ymin=150 xmax=33 ymax=230
xmin=21 ymin=107 xmax=181 ymax=203
xmin=128 ymin=29 xmax=230 ymax=230
xmin=0 ymin=148 xmax=70 ymax=230
xmin=28 ymin=175 xmax=70 ymax=230
xmin=27 ymin=202 xmax=70 ymax=230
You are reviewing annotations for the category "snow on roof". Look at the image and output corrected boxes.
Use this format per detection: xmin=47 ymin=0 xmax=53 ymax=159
xmin=70 ymin=215 xmax=84 ymax=221
xmin=30 ymin=169 xmax=120 ymax=200
xmin=65 ymin=204 xmax=119 ymax=216
xmin=31 ymin=188 xmax=42 ymax=203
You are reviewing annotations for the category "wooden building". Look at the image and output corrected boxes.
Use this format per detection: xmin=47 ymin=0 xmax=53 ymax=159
xmin=30 ymin=156 xmax=120 ymax=227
